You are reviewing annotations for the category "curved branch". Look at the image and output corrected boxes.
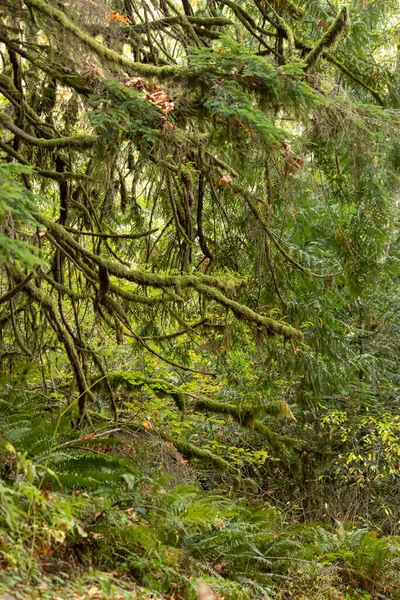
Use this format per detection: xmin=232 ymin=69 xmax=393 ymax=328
xmin=0 ymin=112 xmax=97 ymax=149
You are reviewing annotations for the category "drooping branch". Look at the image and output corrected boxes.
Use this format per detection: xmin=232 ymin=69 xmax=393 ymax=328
xmin=237 ymin=184 xmax=340 ymax=279
xmin=40 ymin=217 xmax=302 ymax=339
xmin=7 ymin=263 xmax=95 ymax=422
xmin=192 ymin=281 xmax=302 ymax=340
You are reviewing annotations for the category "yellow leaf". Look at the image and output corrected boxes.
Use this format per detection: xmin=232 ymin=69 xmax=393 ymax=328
xmin=109 ymin=10 xmax=130 ymax=23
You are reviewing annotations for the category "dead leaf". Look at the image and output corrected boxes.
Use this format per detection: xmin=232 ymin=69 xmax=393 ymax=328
xmin=162 ymin=120 xmax=174 ymax=136
xmin=161 ymin=101 xmax=174 ymax=114
xmin=109 ymin=10 xmax=130 ymax=23
xmin=196 ymin=581 xmax=218 ymax=600
xmin=146 ymin=90 xmax=175 ymax=114
xmin=125 ymin=77 xmax=146 ymax=90
xmin=218 ymin=175 xmax=232 ymax=188
xmin=176 ymin=453 xmax=188 ymax=467
xmin=142 ymin=418 xmax=152 ymax=430
xmin=87 ymin=586 xmax=102 ymax=599
xmin=320 ymin=19 xmax=328 ymax=31
xmin=369 ymin=66 xmax=379 ymax=78
xmin=40 ymin=489 xmax=53 ymax=500
xmin=36 ymin=543 xmax=52 ymax=556
xmin=214 ymin=561 xmax=228 ymax=572
xmin=147 ymin=90 xmax=170 ymax=104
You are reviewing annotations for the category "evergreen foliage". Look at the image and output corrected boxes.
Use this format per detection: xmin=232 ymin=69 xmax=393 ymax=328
xmin=1 ymin=0 xmax=400 ymax=596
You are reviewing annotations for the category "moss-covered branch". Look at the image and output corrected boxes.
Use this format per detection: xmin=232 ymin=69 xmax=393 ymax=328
xmin=0 ymin=112 xmax=97 ymax=149
xmin=6 ymin=263 xmax=95 ymax=422
xmin=0 ymin=273 xmax=33 ymax=306
xmin=0 ymin=140 xmax=89 ymax=181
xmin=130 ymin=15 xmax=233 ymax=34
xmin=194 ymin=397 xmax=255 ymax=426
xmin=193 ymin=397 xmax=300 ymax=456
xmin=192 ymin=281 xmax=302 ymax=339
xmin=38 ymin=216 xmax=246 ymax=295
xmin=304 ymin=7 xmax=348 ymax=72
xmin=98 ymin=371 xmax=187 ymax=413
xmin=24 ymin=0 xmax=182 ymax=79
xmin=39 ymin=216 xmax=301 ymax=339
xmin=162 ymin=434 xmax=232 ymax=472
xmin=327 ymin=54 xmax=385 ymax=106
xmin=64 ymin=226 xmax=158 ymax=240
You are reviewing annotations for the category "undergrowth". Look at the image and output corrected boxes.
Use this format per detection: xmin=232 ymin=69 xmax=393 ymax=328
xmin=1 ymin=393 xmax=400 ymax=600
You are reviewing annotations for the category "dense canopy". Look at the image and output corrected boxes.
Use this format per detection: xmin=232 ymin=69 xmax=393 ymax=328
xmin=1 ymin=0 xmax=400 ymax=598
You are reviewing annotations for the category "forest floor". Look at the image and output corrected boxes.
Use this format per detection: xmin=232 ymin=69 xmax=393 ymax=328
xmin=1 ymin=410 xmax=400 ymax=600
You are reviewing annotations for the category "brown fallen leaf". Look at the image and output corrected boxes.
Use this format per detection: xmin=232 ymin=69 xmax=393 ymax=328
xmin=87 ymin=586 xmax=102 ymax=599
xmin=196 ymin=581 xmax=219 ymax=600
xmin=40 ymin=489 xmax=53 ymax=500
